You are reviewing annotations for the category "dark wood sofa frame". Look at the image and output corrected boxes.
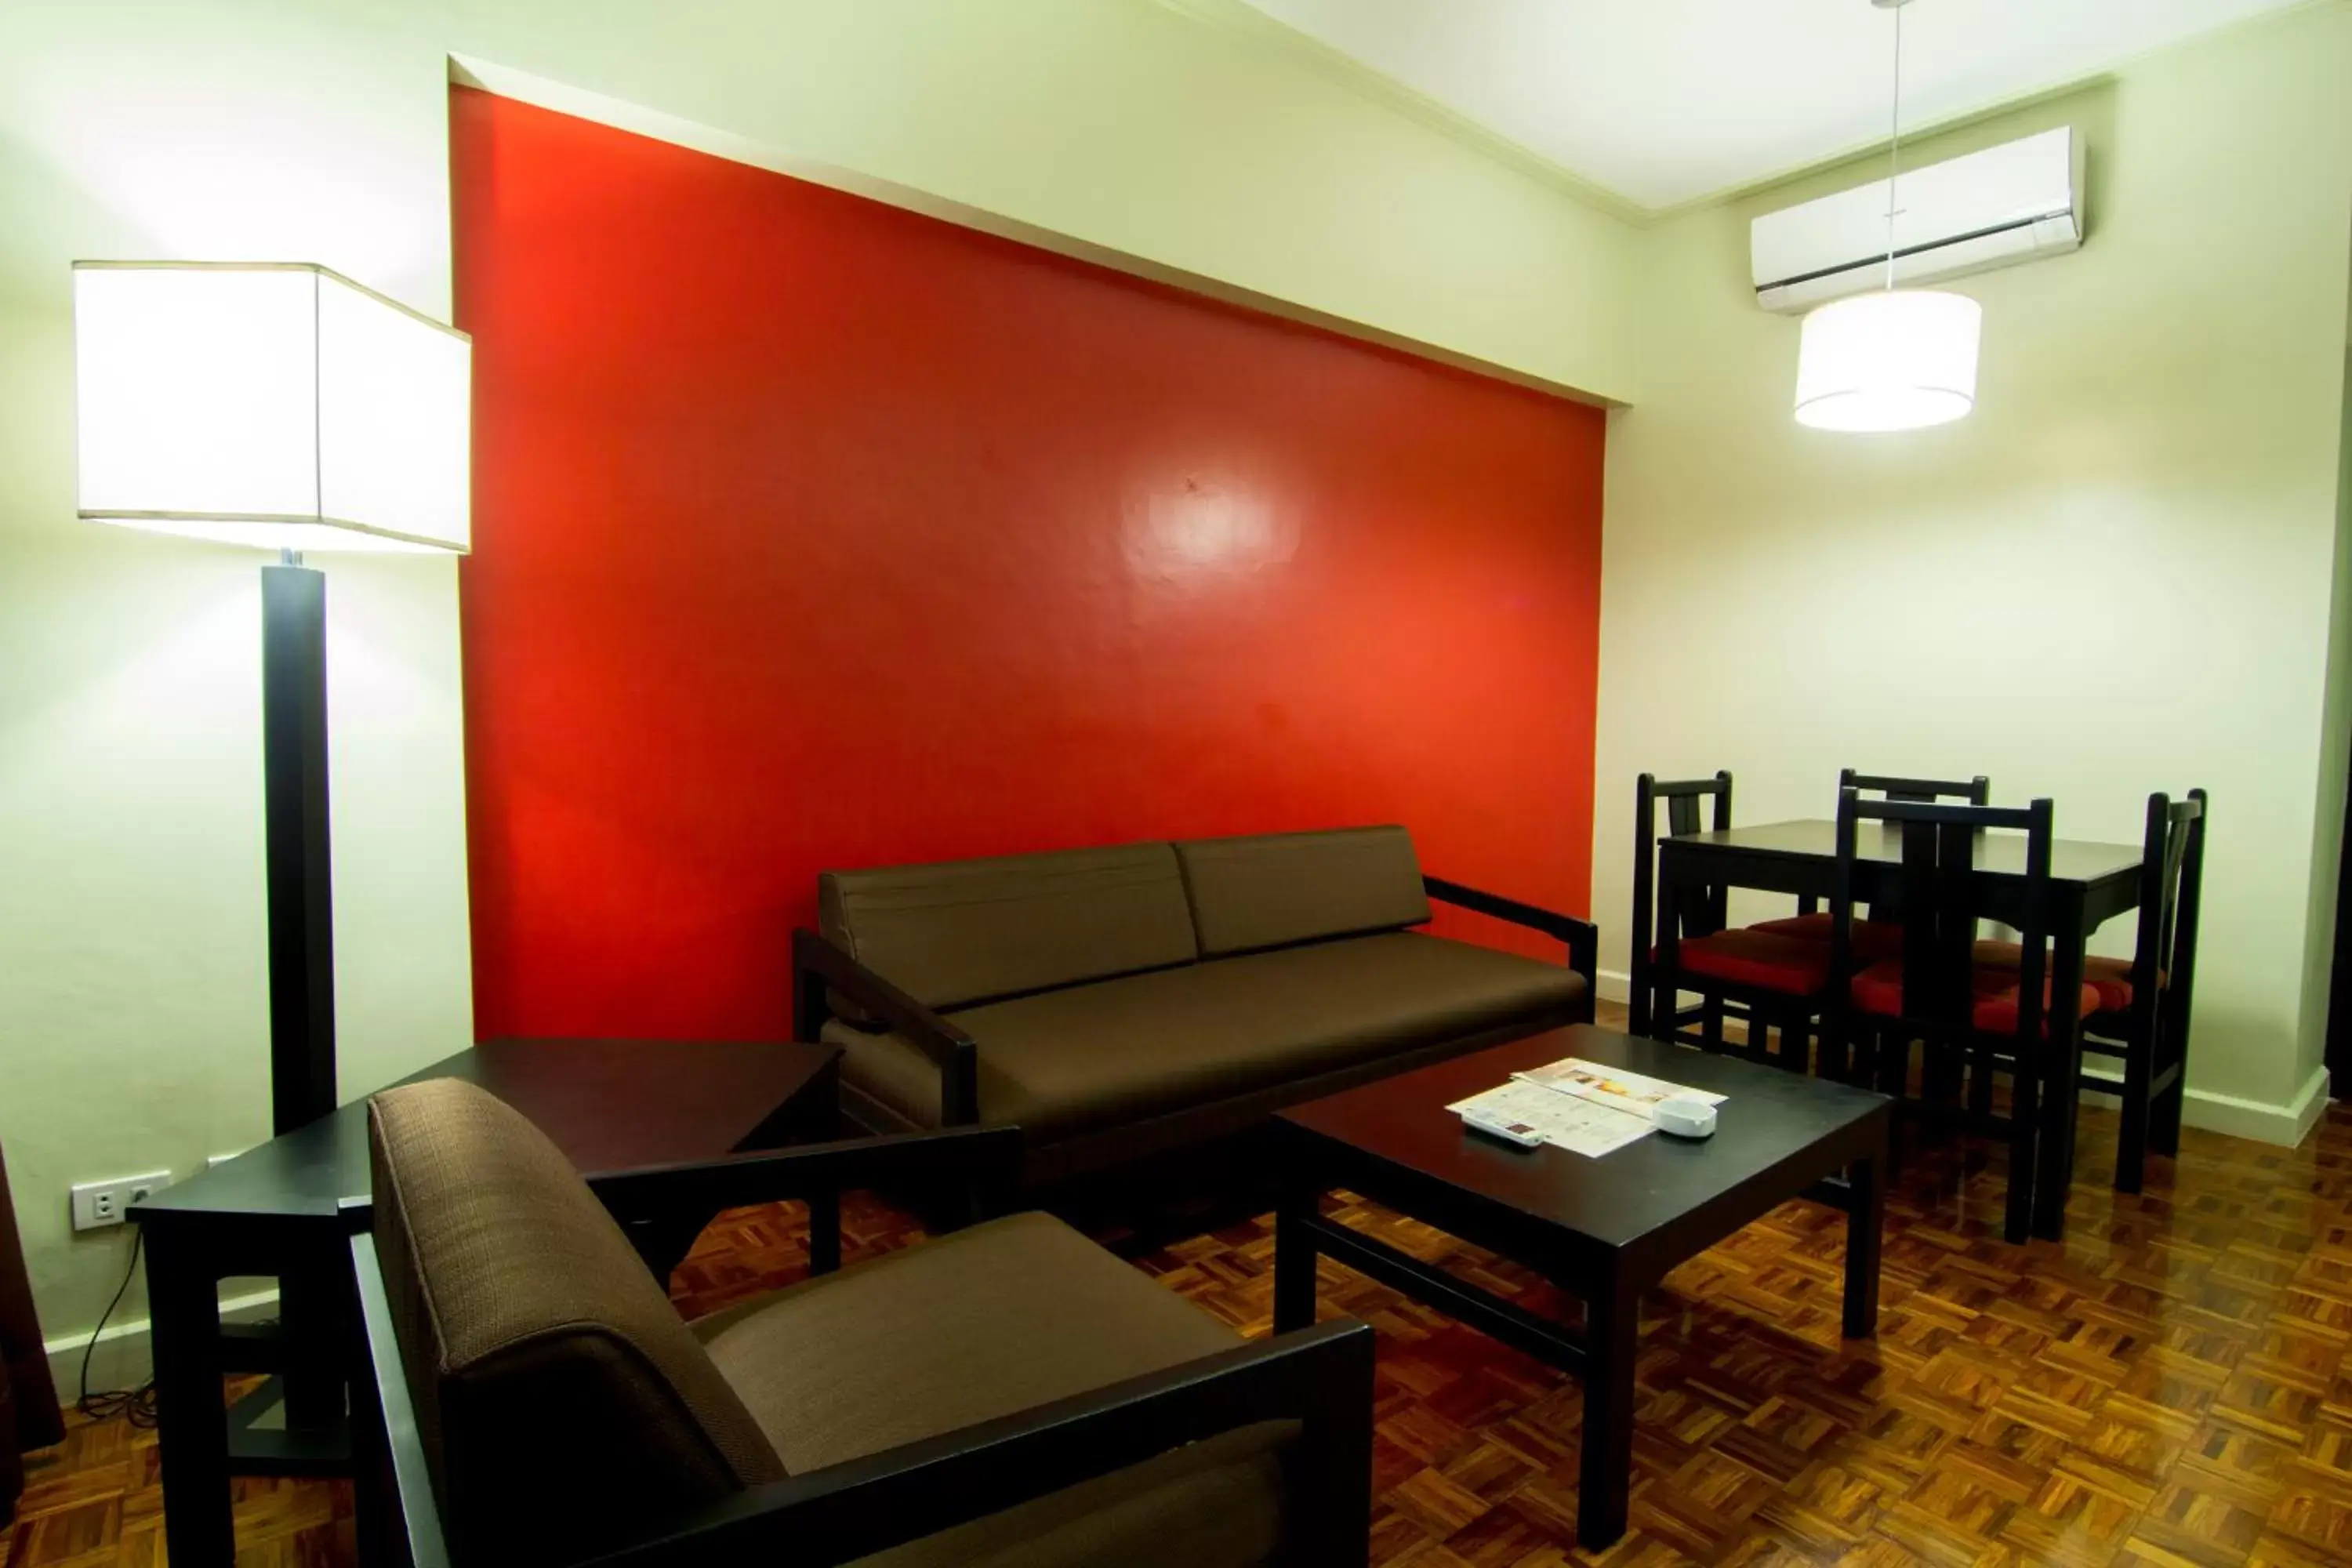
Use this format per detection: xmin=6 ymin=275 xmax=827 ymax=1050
xmin=346 ymin=1123 xmax=1377 ymax=1568
xmin=792 ymin=875 xmax=1600 ymax=1180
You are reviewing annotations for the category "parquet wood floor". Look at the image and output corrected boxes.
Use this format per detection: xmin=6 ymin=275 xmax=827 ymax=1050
xmin=12 ymin=1008 xmax=2351 ymax=1566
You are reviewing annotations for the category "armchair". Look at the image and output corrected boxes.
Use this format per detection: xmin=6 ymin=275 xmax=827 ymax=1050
xmin=348 ymin=1078 xmax=1373 ymax=1568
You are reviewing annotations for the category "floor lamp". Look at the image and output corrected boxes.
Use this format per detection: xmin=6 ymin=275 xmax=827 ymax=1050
xmin=73 ymin=262 xmax=472 ymax=1137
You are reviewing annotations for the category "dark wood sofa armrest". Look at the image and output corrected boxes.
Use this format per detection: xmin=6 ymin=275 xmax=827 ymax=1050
xmin=348 ymin=1231 xmax=455 ymax=1568
xmin=1424 ymin=875 xmax=1599 ymax=1022
xmin=583 ymin=1126 xmax=1022 ymax=1227
xmin=584 ymin=1319 xmax=1375 ymax=1568
xmin=793 ymin=928 xmax=982 ymax=1126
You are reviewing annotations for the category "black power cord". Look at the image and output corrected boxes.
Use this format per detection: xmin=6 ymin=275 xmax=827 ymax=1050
xmin=77 ymin=1228 xmax=158 ymax=1428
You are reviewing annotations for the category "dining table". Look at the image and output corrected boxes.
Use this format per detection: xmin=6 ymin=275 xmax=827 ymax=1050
xmin=1649 ymin=818 xmax=2148 ymax=1240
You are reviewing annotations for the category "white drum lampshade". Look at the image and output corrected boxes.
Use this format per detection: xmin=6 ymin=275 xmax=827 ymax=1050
xmin=74 ymin=262 xmax=471 ymax=553
xmin=1794 ymin=289 xmax=1982 ymax=434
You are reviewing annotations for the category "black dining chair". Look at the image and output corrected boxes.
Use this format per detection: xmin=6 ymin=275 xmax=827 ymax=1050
xmin=1827 ymin=789 xmax=2096 ymax=1244
xmin=1751 ymin=769 xmax=1991 ymax=946
xmin=1632 ymin=771 xmax=1837 ymax=1070
xmin=1974 ymin=790 xmax=2207 ymax=1192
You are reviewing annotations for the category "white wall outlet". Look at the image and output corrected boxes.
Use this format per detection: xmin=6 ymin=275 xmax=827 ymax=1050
xmin=70 ymin=1170 xmax=173 ymax=1232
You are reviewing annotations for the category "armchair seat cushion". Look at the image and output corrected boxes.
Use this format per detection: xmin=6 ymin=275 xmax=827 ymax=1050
xmin=829 ymin=932 xmax=1584 ymax=1137
xmin=698 ymin=1211 xmax=1287 ymax=1567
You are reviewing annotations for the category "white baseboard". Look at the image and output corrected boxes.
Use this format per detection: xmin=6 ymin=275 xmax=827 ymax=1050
xmin=1597 ymin=967 xmax=1632 ymax=1004
xmin=2042 ymin=1061 xmax=2326 ymax=1146
xmin=44 ymin=1286 xmax=281 ymax=1401
xmin=2175 ymin=1064 xmax=2331 ymax=1147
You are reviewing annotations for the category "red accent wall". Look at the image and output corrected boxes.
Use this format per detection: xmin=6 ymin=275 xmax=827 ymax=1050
xmin=454 ymin=87 xmax=1606 ymax=1040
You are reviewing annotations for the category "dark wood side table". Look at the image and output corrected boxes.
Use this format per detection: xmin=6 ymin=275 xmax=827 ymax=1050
xmin=1653 ymin=818 xmax=2143 ymax=1238
xmin=1274 ymin=1025 xmax=1890 ymax=1549
xmin=130 ymin=1036 xmax=840 ymax=1568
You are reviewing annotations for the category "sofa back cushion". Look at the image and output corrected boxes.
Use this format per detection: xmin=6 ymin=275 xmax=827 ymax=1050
xmin=820 ymin=843 xmax=1200 ymax=1011
xmin=1174 ymin=826 xmax=1432 ymax=957
xmin=368 ymin=1078 xmax=784 ymax=1567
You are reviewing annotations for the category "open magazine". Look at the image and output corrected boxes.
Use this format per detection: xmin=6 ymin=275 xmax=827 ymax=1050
xmin=1448 ymin=1056 xmax=1725 ymax=1158
xmin=1512 ymin=1058 xmax=1726 ymax=1117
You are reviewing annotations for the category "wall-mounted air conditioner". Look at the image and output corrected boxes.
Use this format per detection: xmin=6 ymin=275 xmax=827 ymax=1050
xmin=1752 ymin=126 xmax=2084 ymax=314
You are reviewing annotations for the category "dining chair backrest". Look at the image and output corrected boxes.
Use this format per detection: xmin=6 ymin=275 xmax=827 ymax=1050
xmin=1831 ymin=787 xmax=2059 ymax=1042
xmin=1632 ymin=771 xmax=1733 ymax=956
xmin=1840 ymin=768 xmax=1992 ymax=806
xmin=1833 ymin=772 xmax=1990 ymax=924
xmin=2126 ymin=789 xmax=2208 ymax=1055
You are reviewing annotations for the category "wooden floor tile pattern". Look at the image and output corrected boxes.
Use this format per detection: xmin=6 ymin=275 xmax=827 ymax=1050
xmin=11 ymin=1011 xmax=2352 ymax=1566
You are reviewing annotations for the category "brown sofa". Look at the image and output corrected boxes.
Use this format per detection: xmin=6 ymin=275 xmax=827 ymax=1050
xmin=793 ymin=826 xmax=1596 ymax=1185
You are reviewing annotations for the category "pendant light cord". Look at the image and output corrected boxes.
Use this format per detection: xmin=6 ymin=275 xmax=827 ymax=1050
xmin=1885 ymin=1 xmax=1904 ymax=289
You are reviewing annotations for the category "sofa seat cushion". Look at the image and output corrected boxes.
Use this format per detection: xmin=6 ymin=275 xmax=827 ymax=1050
xmin=699 ymin=1211 xmax=1286 ymax=1567
xmin=831 ymin=932 xmax=1584 ymax=1137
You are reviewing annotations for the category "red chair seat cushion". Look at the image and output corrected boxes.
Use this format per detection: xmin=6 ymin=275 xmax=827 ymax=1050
xmin=1662 ymin=930 xmax=1832 ymax=996
xmin=1849 ymin=960 xmax=2102 ymax=1035
xmin=1746 ymin=913 xmax=1907 ymax=962
xmin=1971 ymin=940 xmax=2140 ymax=1014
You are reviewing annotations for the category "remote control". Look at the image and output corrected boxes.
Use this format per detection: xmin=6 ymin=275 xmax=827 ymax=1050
xmin=1462 ymin=1109 xmax=1546 ymax=1149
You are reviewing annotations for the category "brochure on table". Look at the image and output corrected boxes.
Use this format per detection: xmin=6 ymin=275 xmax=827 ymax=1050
xmin=1448 ymin=1057 xmax=1726 ymax=1158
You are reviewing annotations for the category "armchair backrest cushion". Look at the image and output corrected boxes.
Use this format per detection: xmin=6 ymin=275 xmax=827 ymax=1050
xmin=820 ymin=842 xmax=1200 ymax=1011
xmin=368 ymin=1078 xmax=784 ymax=1567
xmin=1175 ymin=826 xmax=1432 ymax=957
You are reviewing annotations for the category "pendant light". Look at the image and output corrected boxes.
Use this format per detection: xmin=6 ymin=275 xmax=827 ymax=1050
xmin=1794 ymin=0 xmax=1982 ymax=433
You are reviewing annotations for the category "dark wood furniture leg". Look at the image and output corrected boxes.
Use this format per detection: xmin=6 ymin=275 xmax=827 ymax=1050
xmin=2033 ymin=901 xmax=2090 ymax=1240
xmin=2002 ymin=1045 xmax=2040 ymax=1246
xmin=1844 ymin=1130 xmax=1886 ymax=1339
xmin=1649 ymin=874 xmax=1681 ymax=1046
xmin=1576 ymin=1263 xmax=1642 ymax=1548
xmin=146 ymin=1224 xmax=237 ymax=1568
xmin=2115 ymin=1002 xmax=2154 ymax=1195
xmin=1274 ymin=1178 xmax=1320 ymax=1334
xmin=278 ymin=1258 xmax=347 ymax=1433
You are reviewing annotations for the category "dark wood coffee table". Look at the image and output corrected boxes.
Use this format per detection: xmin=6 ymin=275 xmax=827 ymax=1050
xmin=1273 ymin=1024 xmax=1892 ymax=1548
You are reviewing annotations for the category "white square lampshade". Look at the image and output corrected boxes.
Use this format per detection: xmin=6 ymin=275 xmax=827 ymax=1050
xmin=74 ymin=263 xmax=471 ymax=553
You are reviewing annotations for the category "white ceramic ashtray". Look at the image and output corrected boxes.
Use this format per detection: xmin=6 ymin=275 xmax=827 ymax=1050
xmin=1653 ymin=1096 xmax=1718 ymax=1140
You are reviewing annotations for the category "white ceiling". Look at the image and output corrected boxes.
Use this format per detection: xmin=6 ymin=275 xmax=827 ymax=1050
xmin=1231 ymin=0 xmax=2306 ymax=212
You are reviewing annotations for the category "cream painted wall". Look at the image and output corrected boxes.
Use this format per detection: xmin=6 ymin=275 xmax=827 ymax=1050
xmin=0 ymin=0 xmax=1639 ymax=1352
xmin=1595 ymin=1 xmax=2352 ymax=1137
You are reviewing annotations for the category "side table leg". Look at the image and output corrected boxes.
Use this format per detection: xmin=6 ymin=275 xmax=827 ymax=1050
xmin=144 ymin=1224 xmax=238 ymax=1568
xmin=278 ymin=1254 xmax=347 ymax=1432
xmin=1844 ymin=1127 xmax=1887 ymax=1339
xmin=1577 ymin=1266 xmax=1641 ymax=1548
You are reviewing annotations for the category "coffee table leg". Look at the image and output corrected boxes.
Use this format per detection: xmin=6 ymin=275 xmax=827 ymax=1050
xmin=1577 ymin=1267 xmax=1640 ymax=1548
xmin=1844 ymin=1129 xmax=1886 ymax=1339
xmin=1274 ymin=1179 xmax=1320 ymax=1333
